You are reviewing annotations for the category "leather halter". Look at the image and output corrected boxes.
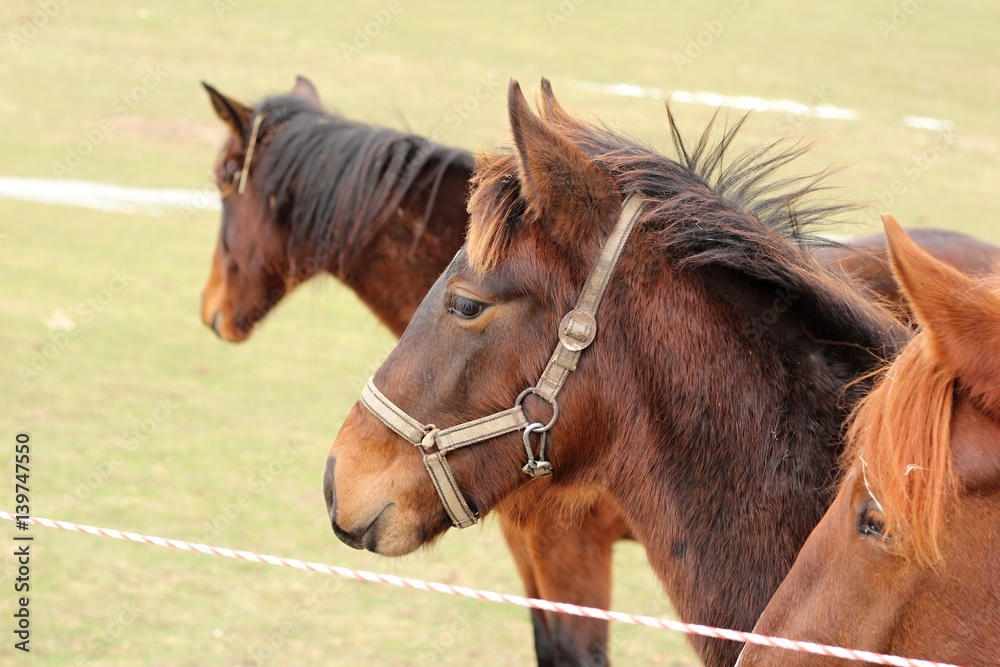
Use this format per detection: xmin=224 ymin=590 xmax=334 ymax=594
xmin=237 ymin=113 xmax=264 ymax=195
xmin=360 ymin=195 xmax=645 ymax=528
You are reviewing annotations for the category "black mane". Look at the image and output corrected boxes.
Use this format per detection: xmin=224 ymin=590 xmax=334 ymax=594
xmin=249 ymin=95 xmax=474 ymax=274
xmin=472 ymin=106 xmax=906 ymax=358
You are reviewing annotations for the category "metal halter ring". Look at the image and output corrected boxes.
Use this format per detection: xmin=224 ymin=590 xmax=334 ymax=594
xmin=514 ymin=387 xmax=559 ymax=432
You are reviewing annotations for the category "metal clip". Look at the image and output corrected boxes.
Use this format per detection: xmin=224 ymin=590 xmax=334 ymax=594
xmin=522 ymin=423 xmax=553 ymax=479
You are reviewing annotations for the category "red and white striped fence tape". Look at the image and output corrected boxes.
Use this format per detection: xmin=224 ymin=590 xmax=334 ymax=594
xmin=0 ymin=511 xmax=966 ymax=667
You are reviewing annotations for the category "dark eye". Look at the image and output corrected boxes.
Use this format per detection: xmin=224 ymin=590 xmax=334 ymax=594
xmin=857 ymin=506 xmax=886 ymax=540
xmin=448 ymin=294 xmax=487 ymax=320
xmin=217 ymin=156 xmax=243 ymax=192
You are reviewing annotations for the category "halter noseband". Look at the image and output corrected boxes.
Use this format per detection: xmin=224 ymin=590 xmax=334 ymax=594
xmin=360 ymin=195 xmax=645 ymax=528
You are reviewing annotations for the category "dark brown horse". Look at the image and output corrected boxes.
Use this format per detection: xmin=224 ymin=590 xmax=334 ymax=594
xmin=322 ymin=79 xmax=913 ymax=667
xmin=814 ymin=228 xmax=1000 ymax=322
xmin=199 ymin=78 xmax=628 ymax=666
xmin=200 ymin=76 xmax=470 ymax=342
xmin=739 ymin=217 xmax=1000 ymax=666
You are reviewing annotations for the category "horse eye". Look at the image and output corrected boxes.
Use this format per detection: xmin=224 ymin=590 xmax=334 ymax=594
xmin=448 ymin=295 xmax=487 ymax=320
xmin=216 ymin=161 xmax=241 ymax=199
xmin=857 ymin=507 xmax=886 ymax=540
xmin=220 ymin=160 xmax=240 ymax=185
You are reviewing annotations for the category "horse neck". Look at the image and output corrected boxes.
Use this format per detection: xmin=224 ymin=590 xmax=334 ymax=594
xmin=337 ymin=162 xmax=469 ymax=336
xmin=274 ymin=132 xmax=471 ymax=337
xmin=589 ymin=262 xmax=897 ymax=667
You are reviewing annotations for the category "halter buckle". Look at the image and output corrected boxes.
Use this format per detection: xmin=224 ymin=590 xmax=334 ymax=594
xmin=558 ymin=309 xmax=597 ymax=351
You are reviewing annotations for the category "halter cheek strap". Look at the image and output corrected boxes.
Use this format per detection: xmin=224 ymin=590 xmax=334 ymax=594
xmin=237 ymin=113 xmax=264 ymax=195
xmin=360 ymin=194 xmax=645 ymax=528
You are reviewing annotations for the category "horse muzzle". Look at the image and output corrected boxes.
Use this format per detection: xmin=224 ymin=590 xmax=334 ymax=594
xmin=323 ymin=454 xmax=404 ymax=554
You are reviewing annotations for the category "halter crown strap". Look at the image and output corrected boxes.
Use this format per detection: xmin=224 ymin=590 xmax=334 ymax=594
xmin=358 ymin=194 xmax=645 ymax=528
xmin=535 ymin=194 xmax=644 ymax=402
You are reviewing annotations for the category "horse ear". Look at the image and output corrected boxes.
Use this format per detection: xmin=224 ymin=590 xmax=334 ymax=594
xmin=884 ymin=214 xmax=1000 ymax=408
xmin=508 ymin=79 xmax=618 ymax=250
xmin=291 ymin=75 xmax=322 ymax=109
xmin=537 ymin=77 xmax=570 ymax=123
xmin=203 ymin=82 xmax=253 ymax=139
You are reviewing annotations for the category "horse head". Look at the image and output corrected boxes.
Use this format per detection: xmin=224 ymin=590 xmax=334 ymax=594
xmin=738 ymin=215 xmax=1000 ymax=666
xmin=201 ymin=77 xmax=321 ymax=341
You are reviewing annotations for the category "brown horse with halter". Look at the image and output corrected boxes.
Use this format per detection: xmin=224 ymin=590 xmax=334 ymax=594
xmin=200 ymin=76 xmax=470 ymax=342
xmin=321 ymin=78 xmax=917 ymax=667
xmin=204 ymin=78 xmax=999 ymax=666
xmin=199 ymin=77 xmax=628 ymax=667
xmin=737 ymin=216 xmax=1000 ymax=667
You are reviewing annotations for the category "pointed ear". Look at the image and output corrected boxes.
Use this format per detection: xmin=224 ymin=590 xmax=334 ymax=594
xmin=537 ymin=77 xmax=570 ymax=123
xmin=203 ymin=82 xmax=253 ymax=139
xmin=508 ymin=79 xmax=618 ymax=250
xmin=291 ymin=75 xmax=322 ymax=109
xmin=884 ymin=214 xmax=1000 ymax=408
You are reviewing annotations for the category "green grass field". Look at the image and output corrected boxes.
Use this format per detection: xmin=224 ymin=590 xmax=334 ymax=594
xmin=2 ymin=1 xmax=999 ymax=664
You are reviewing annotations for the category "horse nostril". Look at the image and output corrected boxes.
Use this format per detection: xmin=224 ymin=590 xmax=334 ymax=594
xmin=211 ymin=311 xmax=223 ymax=337
xmin=323 ymin=456 xmax=337 ymax=525
xmin=324 ymin=455 xmax=366 ymax=550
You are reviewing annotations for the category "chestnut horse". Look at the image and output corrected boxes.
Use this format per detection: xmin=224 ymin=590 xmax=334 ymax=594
xmin=737 ymin=216 xmax=1000 ymax=667
xmin=323 ymin=79 xmax=912 ymax=667
xmin=199 ymin=78 xmax=629 ymax=666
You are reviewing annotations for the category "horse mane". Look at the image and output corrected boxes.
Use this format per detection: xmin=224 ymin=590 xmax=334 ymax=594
xmin=468 ymin=103 xmax=905 ymax=356
xmin=251 ymin=95 xmax=474 ymax=274
xmin=844 ymin=332 xmax=958 ymax=564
